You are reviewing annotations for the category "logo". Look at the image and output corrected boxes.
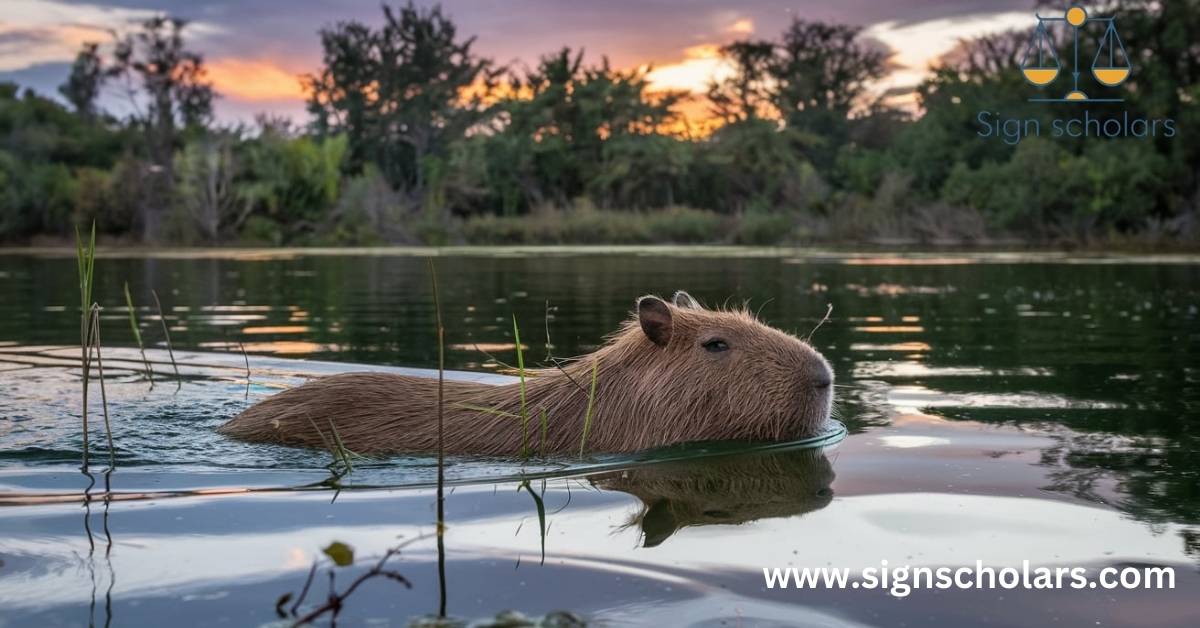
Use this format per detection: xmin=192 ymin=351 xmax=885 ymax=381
xmin=1020 ymin=4 xmax=1130 ymax=102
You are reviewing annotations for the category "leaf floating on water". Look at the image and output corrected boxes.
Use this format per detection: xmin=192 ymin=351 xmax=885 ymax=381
xmin=322 ymin=541 xmax=354 ymax=567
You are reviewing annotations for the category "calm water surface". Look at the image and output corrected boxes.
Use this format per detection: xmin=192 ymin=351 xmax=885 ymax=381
xmin=0 ymin=248 xmax=1198 ymax=627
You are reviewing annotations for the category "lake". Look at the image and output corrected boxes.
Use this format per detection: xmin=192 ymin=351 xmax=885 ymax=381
xmin=1 ymin=247 xmax=1198 ymax=627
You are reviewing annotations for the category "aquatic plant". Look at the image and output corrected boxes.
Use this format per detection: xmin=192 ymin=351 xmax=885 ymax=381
xmin=239 ymin=341 xmax=250 ymax=398
xmin=305 ymin=416 xmax=356 ymax=494
xmin=150 ymin=289 xmax=182 ymax=389
xmin=123 ymin=281 xmax=154 ymax=386
xmin=89 ymin=304 xmax=115 ymax=465
xmin=74 ymin=223 xmax=96 ymax=468
xmin=453 ymin=305 xmax=602 ymax=459
xmin=513 ymin=314 xmax=530 ymax=457
xmin=73 ymin=224 xmax=116 ymax=468
xmin=428 ymin=257 xmax=449 ymax=618
xmin=579 ymin=359 xmax=599 ymax=459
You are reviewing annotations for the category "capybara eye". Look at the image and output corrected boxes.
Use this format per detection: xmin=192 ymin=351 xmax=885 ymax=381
xmin=702 ymin=339 xmax=729 ymax=353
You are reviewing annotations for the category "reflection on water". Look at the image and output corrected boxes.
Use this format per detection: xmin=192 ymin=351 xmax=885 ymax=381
xmin=0 ymin=248 xmax=1199 ymax=625
xmin=592 ymin=448 xmax=834 ymax=548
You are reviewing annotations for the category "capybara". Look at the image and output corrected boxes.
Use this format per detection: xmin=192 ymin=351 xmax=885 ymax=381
xmin=218 ymin=291 xmax=834 ymax=455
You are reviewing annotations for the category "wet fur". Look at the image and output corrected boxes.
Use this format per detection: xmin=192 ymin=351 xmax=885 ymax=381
xmin=218 ymin=292 xmax=834 ymax=455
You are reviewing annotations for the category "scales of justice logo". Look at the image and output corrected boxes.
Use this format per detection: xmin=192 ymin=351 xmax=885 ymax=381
xmin=1021 ymin=4 xmax=1131 ymax=102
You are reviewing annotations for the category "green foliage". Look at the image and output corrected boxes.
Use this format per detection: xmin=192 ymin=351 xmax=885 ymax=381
xmin=461 ymin=205 xmax=727 ymax=244
xmin=305 ymin=1 xmax=497 ymax=193
xmin=735 ymin=211 xmax=798 ymax=245
xmin=3 ymin=1 xmax=1199 ymax=247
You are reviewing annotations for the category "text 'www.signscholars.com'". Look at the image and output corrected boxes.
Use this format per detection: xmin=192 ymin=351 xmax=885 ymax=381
xmin=763 ymin=560 xmax=1175 ymax=598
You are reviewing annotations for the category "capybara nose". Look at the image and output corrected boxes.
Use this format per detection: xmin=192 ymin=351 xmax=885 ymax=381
xmin=813 ymin=376 xmax=832 ymax=390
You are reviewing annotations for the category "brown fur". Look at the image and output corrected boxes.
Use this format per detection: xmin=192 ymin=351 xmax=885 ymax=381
xmin=592 ymin=448 xmax=835 ymax=547
xmin=217 ymin=291 xmax=834 ymax=455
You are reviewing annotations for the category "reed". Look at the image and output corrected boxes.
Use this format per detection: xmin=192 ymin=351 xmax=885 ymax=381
xmin=123 ymin=281 xmax=154 ymax=387
xmin=150 ymin=289 xmax=182 ymax=389
xmin=427 ymin=257 xmax=448 ymax=618
xmin=512 ymin=314 xmax=529 ymax=457
xmin=239 ymin=341 xmax=250 ymax=398
xmin=74 ymin=223 xmax=96 ymax=469
xmin=90 ymin=304 xmax=115 ymax=466
xmin=539 ymin=408 xmax=548 ymax=457
xmin=579 ymin=359 xmax=599 ymax=458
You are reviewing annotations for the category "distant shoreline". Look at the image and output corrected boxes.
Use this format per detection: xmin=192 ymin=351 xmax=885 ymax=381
xmin=3 ymin=244 xmax=1199 ymax=263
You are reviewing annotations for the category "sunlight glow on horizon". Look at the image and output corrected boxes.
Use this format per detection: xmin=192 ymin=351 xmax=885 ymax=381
xmin=0 ymin=2 xmax=1031 ymax=125
xmin=204 ymin=58 xmax=308 ymax=102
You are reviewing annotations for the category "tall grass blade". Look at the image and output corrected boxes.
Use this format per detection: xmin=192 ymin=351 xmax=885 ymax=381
xmin=426 ymin=257 xmax=448 ymax=618
xmin=513 ymin=314 xmax=529 ymax=458
xmin=75 ymin=223 xmax=96 ymax=469
xmin=579 ymin=358 xmax=599 ymax=458
xmin=539 ymin=407 xmax=548 ymax=457
xmin=239 ymin=341 xmax=250 ymax=398
xmin=150 ymin=289 xmax=182 ymax=390
xmin=90 ymin=305 xmax=114 ymax=467
xmin=123 ymin=281 xmax=154 ymax=387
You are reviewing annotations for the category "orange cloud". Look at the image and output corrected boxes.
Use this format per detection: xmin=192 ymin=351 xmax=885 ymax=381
xmin=204 ymin=58 xmax=306 ymax=102
xmin=726 ymin=18 xmax=755 ymax=35
xmin=644 ymin=43 xmax=734 ymax=95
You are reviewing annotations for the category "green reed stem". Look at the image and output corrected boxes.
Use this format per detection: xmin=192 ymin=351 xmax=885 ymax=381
xmin=75 ymin=223 xmax=96 ymax=469
xmin=539 ymin=407 xmax=548 ymax=457
xmin=512 ymin=314 xmax=529 ymax=458
xmin=90 ymin=305 xmax=115 ymax=467
xmin=579 ymin=358 xmax=599 ymax=458
xmin=123 ymin=281 xmax=154 ymax=387
xmin=427 ymin=257 xmax=448 ymax=619
xmin=150 ymin=289 xmax=181 ymax=390
xmin=239 ymin=341 xmax=250 ymax=398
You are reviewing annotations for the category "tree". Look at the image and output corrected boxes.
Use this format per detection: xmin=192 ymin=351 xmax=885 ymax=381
xmin=710 ymin=19 xmax=892 ymax=172
xmin=706 ymin=40 xmax=776 ymax=123
xmin=304 ymin=2 xmax=498 ymax=200
xmin=496 ymin=48 xmax=685 ymax=209
xmin=101 ymin=16 xmax=216 ymax=242
xmin=59 ymin=42 xmax=104 ymax=119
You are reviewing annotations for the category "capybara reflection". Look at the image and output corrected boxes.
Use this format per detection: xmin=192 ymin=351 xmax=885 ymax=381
xmin=593 ymin=448 xmax=835 ymax=547
xmin=219 ymin=291 xmax=834 ymax=455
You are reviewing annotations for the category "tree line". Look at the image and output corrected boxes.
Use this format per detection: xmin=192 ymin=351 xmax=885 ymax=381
xmin=1 ymin=0 xmax=1197 ymax=246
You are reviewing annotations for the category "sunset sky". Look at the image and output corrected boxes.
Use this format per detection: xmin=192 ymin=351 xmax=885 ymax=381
xmin=0 ymin=0 xmax=1039 ymax=123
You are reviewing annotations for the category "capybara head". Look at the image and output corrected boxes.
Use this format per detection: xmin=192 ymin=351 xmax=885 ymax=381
xmin=591 ymin=291 xmax=834 ymax=447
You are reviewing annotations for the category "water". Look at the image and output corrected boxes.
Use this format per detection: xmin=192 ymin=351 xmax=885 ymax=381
xmin=1 ymin=248 xmax=1198 ymax=626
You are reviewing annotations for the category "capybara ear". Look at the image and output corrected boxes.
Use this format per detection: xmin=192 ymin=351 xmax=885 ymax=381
xmin=672 ymin=290 xmax=701 ymax=309
xmin=637 ymin=295 xmax=673 ymax=346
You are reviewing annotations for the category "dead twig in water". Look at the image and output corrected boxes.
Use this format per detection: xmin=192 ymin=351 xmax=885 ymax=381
xmin=284 ymin=540 xmax=418 ymax=628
